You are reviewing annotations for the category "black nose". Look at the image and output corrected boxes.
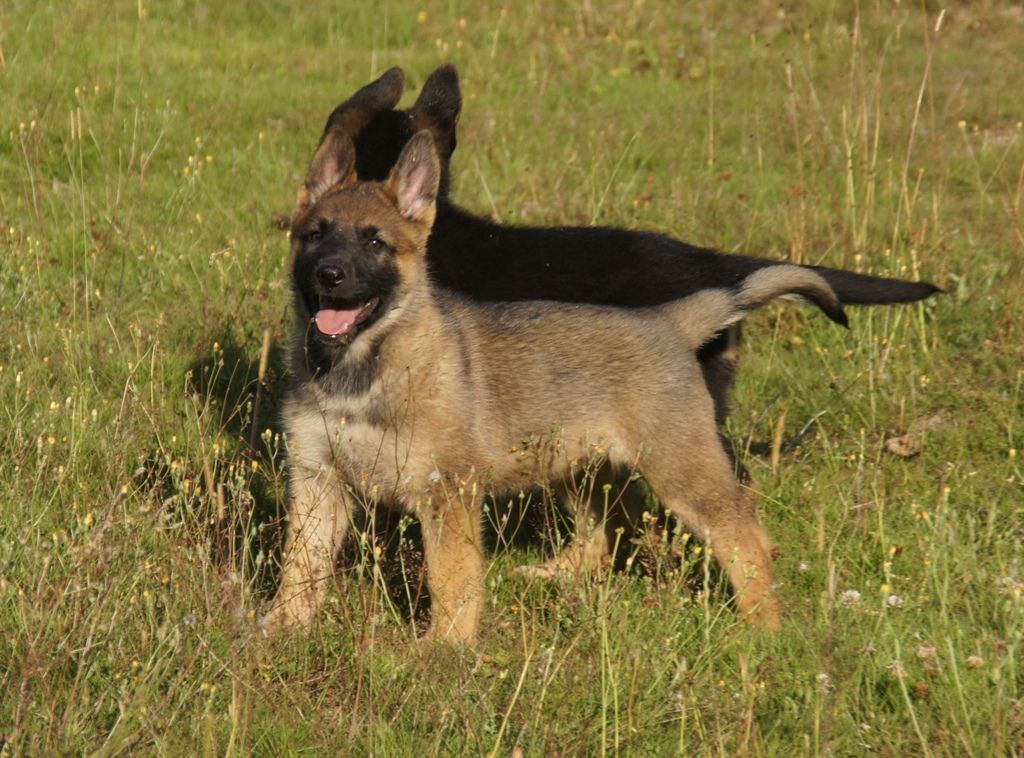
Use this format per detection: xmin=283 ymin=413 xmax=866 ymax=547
xmin=315 ymin=263 xmax=346 ymax=288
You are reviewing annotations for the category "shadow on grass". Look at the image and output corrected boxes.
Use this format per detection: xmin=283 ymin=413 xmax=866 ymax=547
xmin=182 ymin=331 xmax=289 ymax=598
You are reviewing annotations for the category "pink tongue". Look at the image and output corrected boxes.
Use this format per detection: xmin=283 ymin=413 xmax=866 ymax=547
xmin=315 ymin=306 xmax=363 ymax=337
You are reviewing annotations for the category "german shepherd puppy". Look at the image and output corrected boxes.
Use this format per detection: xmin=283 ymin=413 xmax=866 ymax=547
xmin=262 ymin=129 xmax=850 ymax=640
xmin=297 ymin=65 xmax=939 ymax=576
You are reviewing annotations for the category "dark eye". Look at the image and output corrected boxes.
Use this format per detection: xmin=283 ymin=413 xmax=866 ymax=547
xmin=303 ymin=229 xmax=322 ymax=244
xmin=368 ymin=236 xmax=385 ymax=249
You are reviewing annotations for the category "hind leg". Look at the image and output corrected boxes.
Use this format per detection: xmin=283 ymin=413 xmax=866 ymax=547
xmin=642 ymin=438 xmax=781 ymax=630
xmin=523 ymin=327 xmax=747 ymax=581
xmin=701 ymin=325 xmax=764 ymax=547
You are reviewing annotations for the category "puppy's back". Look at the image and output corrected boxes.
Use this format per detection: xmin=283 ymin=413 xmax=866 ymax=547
xmin=440 ymin=294 xmax=703 ymax=441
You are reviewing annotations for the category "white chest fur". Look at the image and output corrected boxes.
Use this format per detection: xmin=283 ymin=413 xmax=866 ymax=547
xmin=283 ymin=387 xmax=440 ymax=505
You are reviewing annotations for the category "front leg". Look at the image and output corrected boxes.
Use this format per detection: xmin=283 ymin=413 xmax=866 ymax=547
xmin=418 ymin=484 xmax=485 ymax=644
xmin=262 ymin=462 xmax=351 ymax=634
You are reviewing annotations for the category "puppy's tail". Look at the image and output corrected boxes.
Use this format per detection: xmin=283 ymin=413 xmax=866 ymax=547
xmin=669 ymin=265 xmax=848 ymax=349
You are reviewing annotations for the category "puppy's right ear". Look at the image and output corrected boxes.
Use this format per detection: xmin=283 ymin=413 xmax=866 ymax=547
xmin=324 ymin=67 xmax=406 ymax=138
xmin=296 ymin=128 xmax=357 ymax=212
xmin=383 ymin=131 xmax=440 ymax=229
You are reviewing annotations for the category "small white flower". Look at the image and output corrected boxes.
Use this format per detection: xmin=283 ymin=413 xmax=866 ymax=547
xmin=841 ymin=589 xmax=862 ymax=606
xmin=815 ymin=672 xmax=833 ymax=694
xmin=886 ymin=594 xmax=904 ymax=608
xmin=799 ymin=562 xmax=810 ymax=572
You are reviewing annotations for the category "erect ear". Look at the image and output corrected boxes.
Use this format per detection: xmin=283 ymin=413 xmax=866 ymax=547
xmin=408 ymin=64 xmax=461 ymax=166
xmin=296 ymin=128 xmax=357 ymax=212
xmin=323 ymin=67 xmax=405 ymax=139
xmin=383 ymin=131 xmax=440 ymax=225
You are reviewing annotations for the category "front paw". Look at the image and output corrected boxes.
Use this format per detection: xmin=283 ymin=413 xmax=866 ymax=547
xmin=511 ymin=561 xmax=564 ymax=581
xmin=416 ymin=614 xmax=479 ymax=648
xmin=512 ymin=544 xmax=609 ymax=581
xmin=414 ymin=629 xmax=473 ymax=660
xmin=259 ymin=597 xmax=315 ymax=637
xmin=741 ymin=594 xmax=783 ymax=632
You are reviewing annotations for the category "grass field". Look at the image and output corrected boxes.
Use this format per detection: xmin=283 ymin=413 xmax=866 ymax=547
xmin=2 ymin=0 xmax=1023 ymax=754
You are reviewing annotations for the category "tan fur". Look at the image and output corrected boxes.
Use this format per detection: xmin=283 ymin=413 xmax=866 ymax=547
xmin=530 ymin=266 xmax=841 ymax=579
xmin=262 ymin=132 xmax=840 ymax=641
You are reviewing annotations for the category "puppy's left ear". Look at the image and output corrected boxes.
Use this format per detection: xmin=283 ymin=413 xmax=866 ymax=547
xmin=384 ymin=131 xmax=440 ymax=226
xmin=296 ymin=127 xmax=357 ymax=212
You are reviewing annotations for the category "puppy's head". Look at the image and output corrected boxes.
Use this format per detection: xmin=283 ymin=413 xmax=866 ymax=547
xmin=321 ymin=65 xmax=460 ymax=198
xmin=290 ymin=129 xmax=441 ymax=364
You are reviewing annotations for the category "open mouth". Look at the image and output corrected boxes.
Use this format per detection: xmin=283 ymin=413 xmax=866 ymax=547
xmin=313 ymin=295 xmax=381 ymax=342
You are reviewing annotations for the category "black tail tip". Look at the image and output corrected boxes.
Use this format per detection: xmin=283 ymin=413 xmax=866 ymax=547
xmin=818 ymin=268 xmax=945 ymax=304
xmin=902 ymin=281 xmax=944 ymax=300
xmin=832 ymin=304 xmax=850 ymax=329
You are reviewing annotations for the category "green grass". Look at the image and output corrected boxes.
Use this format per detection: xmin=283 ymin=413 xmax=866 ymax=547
xmin=2 ymin=0 xmax=1023 ymax=754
